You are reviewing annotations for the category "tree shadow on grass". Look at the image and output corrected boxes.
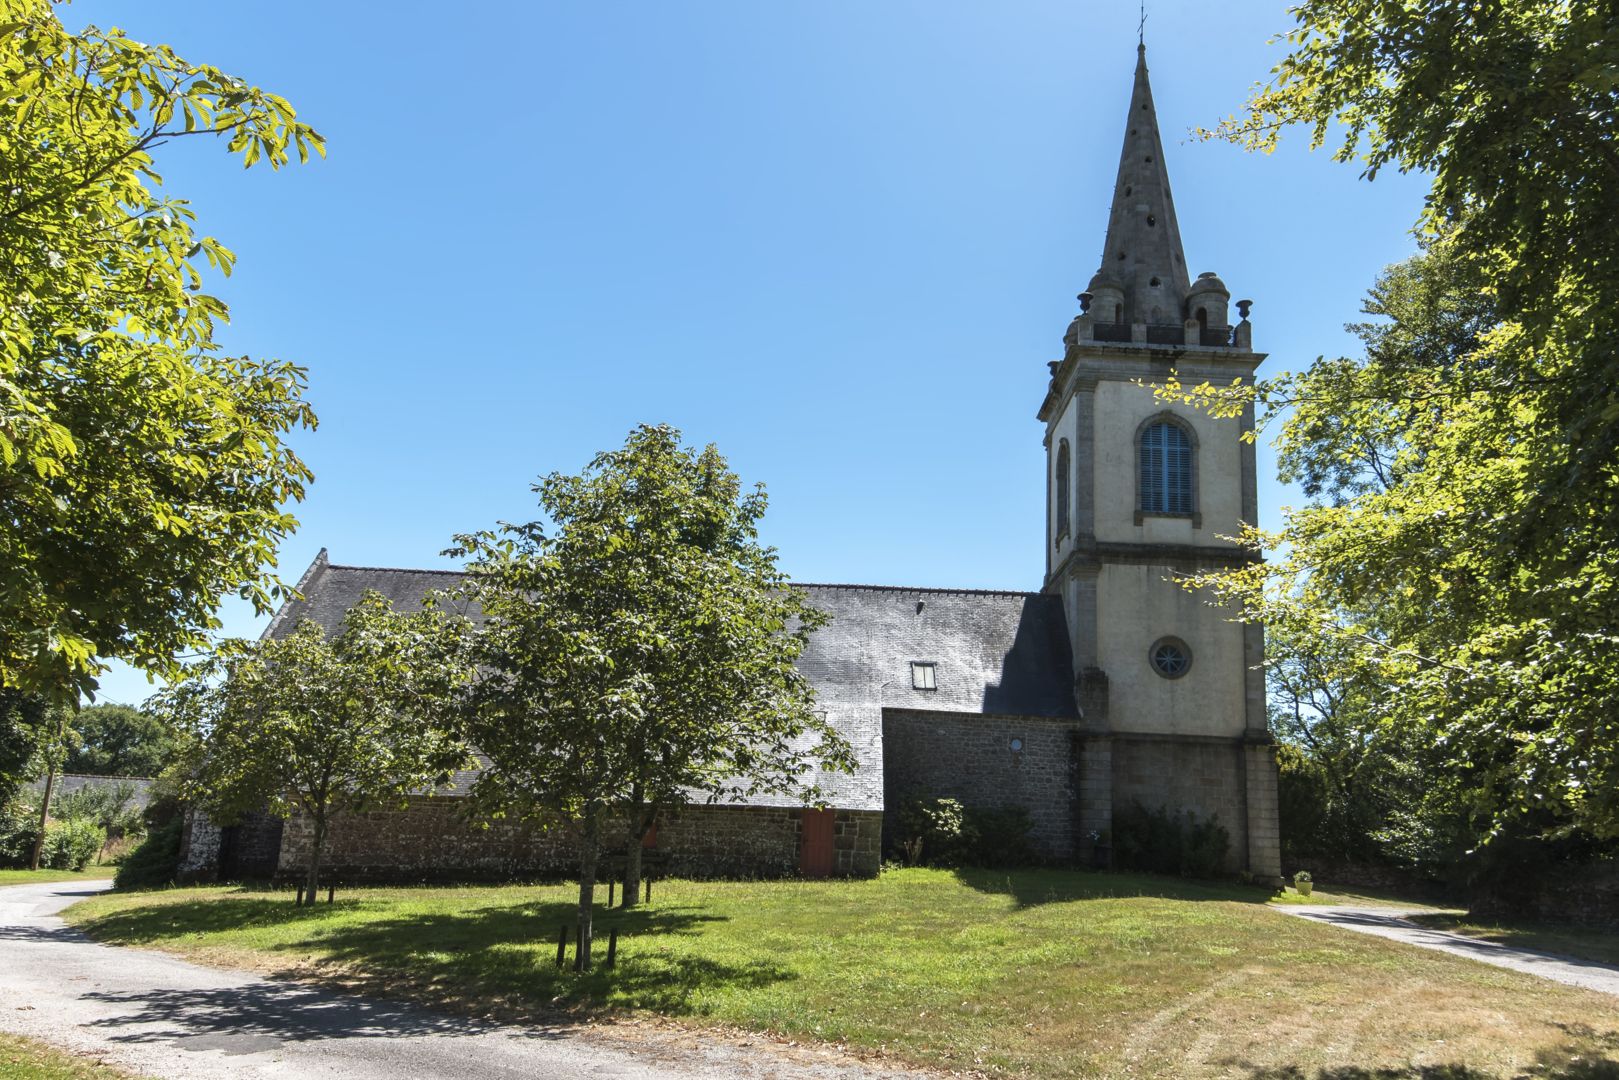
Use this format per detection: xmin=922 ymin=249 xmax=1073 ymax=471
xmin=1236 ymin=1066 xmax=1618 ymax=1080
xmin=952 ymin=866 xmax=1277 ymax=908
xmin=73 ymin=892 xmax=793 ymax=1021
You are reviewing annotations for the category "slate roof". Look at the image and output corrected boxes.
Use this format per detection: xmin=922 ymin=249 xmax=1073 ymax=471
xmin=265 ymin=551 xmax=1079 ymax=812
xmin=29 ymin=773 xmax=157 ymax=808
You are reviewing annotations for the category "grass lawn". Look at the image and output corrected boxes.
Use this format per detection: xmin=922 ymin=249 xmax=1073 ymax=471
xmin=0 ymin=1034 xmax=144 ymax=1079
xmin=63 ymin=868 xmax=1619 ymax=1079
xmin=1408 ymin=912 xmax=1619 ymax=968
xmin=1267 ymin=882 xmax=1443 ymax=909
xmin=0 ymin=868 xmax=115 ymax=887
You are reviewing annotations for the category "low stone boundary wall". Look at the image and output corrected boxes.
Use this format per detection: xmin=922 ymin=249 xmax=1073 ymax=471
xmin=271 ymin=797 xmax=881 ymax=882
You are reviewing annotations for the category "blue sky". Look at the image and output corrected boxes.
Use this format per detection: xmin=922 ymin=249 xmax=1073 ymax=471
xmin=77 ymin=1 xmax=1430 ymax=705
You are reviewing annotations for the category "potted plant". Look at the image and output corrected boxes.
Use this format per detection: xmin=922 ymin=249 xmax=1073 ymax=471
xmin=1293 ymin=870 xmax=1313 ymax=897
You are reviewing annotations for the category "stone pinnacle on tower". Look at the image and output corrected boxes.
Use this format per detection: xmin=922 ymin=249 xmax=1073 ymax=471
xmin=1085 ymin=44 xmax=1192 ymax=329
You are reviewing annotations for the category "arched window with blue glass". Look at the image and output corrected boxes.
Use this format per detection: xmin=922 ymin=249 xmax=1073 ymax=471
xmin=1137 ymin=415 xmax=1196 ymax=519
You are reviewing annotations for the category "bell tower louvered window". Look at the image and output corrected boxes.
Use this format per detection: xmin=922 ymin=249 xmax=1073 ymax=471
xmin=1140 ymin=420 xmax=1193 ymax=515
xmin=1055 ymin=439 xmax=1071 ymax=541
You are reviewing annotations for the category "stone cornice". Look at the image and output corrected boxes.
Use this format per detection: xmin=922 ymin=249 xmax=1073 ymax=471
xmin=1106 ymin=730 xmax=1274 ymax=748
xmin=1044 ymin=537 xmax=1259 ymax=589
xmin=1037 ymin=340 xmax=1266 ymax=425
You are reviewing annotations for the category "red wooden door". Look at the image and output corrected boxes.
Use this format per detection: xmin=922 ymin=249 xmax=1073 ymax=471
xmin=800 ymin=809 xmax=835 ymax=878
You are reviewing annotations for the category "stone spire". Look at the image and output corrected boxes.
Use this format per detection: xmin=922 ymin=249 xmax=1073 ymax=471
xmin=1086 ymin=45 xmax=1191 ymax=328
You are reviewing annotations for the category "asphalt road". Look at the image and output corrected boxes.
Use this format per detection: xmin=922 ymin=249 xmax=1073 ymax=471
xmin=0 ymin=879 xmax=935 ymax=1080
xmin=1280 ymin=904 xmax=1619 ymax=996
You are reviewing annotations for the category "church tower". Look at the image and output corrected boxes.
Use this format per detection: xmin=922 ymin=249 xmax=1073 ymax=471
xmin=1039 ymin=45 xmax=1281 ymax=878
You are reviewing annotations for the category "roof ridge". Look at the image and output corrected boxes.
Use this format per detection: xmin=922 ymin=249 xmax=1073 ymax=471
xmin=796 ymin=582 xmax=1043 ymax=598
xmin=323 ymin=565 xmax=1042 ymax=599
xmin=326 ymin=563 xmax=466 ymax=576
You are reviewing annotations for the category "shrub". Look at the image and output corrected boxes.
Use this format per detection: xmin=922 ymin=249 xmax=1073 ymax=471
xmin=114 ymin=817 xmax=183 ymax=890
xmin=40 ymin=817 xmax=106 ymax=870
xmin=1113 ymin=801 xmax=1231 ymax=878
xmin=100 ymin=833 xmax=144 ymax=864
xmin=897 ymin=796 xmax=1038 ymax=868
xmin=141 ymin=790 xmax=183 ymax=831
xmin=898 ymin=796 xmax=969 ymax=866
xmin=964 ymin=804 xmax=1037 ymax=868
xmin=51 ymin=782 xmax=146 ymax=853
xmin=0 ymin=799 xmax=41 ymax=867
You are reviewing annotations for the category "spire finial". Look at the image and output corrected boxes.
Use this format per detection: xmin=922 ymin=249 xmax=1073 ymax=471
xmin=1138 ymin=2 xmax=1147 ymax=47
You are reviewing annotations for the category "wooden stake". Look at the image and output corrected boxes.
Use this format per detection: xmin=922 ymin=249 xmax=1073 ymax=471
xmin=606 ymin=927 xmax=618 ymax=969
xmin=556 ymin=924 xmax=567 ymax=968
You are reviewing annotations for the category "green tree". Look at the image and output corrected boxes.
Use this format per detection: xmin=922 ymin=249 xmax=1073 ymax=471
xmin=450 ymin=424 xmax=853 ymax=963
xmin=64 ymin=704 xmax=179 ymax=777
xmin=0 ymin=1 xmax=322 ymax=703
xmin=154 ymin=593 xmax=475 ymax=898
xmin=0 ymin=689 xmax=49 ymax=804
xmin=1159 ymin=0 xmax=1619 ymax=851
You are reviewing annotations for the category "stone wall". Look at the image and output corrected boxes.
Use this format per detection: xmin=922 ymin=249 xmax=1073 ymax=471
xmin=275 ymin=797 xmax=881 ymax=883
xmin=881 ymin=709 xmax=1079 ymax=860
xmin=219 ymin=812 xmax=285 ymax=880
xmin=176 ymin=810 xmax=221 ymax=882
xmin=177 ymin=808 xmax=287 ymax=882
xmin=1111 ymin=734 xmax=1248 ymax=872
xmin=1242 ymin=741 xmax=1282 ymax=878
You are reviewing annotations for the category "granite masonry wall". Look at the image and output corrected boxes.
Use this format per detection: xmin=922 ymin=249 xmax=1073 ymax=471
xmin=178 ymin=809 xmax=288 ymax=882
xmin=176 ymin=811 xmax=220 ymax=882
xmin=881 ymin=709 xmax=1080 ymax=860
xmin=1111 ymin=735 xmax=1248 ymax=872
xmin=218 ymin=812 xmax=285 ymax=879
xmin=271 ymin=797 xmax=881 ymax=883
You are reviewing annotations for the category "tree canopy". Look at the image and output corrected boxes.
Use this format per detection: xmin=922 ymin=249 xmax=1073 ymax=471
xmin=0 ymin=2 xmax=322 ymax=702
xmin=64 ymin=703 xmax=179 ymax=778
xmin=451 ymin=424 xmax=853 ymax=958
xmin=1166 ymin=0 xmax=1619 ymax=856
xmin=0 ymin=689 xmax=49 ymax=804
xmin=155 ymin=593 xmax=475 ymax=896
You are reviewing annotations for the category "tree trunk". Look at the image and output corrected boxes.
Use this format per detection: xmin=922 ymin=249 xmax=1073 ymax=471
xmin=576 ymin=807 xmax=601 ymax=970
xmin=29 ymin=758 xmax=56 ymax=871
xmin=304 ymin=813 xmax=328 ymax=906
xmin=621 ymin=791 xmax=648 ymax=909
xmin=622 ymin=827 xmax=643 ymax=910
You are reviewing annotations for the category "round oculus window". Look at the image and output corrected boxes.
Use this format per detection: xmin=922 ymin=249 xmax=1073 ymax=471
xmin=1149 ymin=637 xmax=1191 ymax=679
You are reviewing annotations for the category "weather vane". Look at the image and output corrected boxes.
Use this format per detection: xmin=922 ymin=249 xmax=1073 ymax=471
xmin=1138 ymin=2 xmax=1147 ymax=45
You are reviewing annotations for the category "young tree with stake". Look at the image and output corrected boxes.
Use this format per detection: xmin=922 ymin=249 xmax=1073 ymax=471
xmin=451 ymin=424 xmax=853 ymax=963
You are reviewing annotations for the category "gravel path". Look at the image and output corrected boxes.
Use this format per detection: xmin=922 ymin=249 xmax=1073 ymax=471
xmin=1279 ymin=903 xmax=1619 ymax=996
xmin=0 ymin=880 xmax=939 ymax=1080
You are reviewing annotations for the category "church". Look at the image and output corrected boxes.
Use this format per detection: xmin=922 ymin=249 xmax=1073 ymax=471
xmin=179 ymin=46 xmax=1282 ymax=886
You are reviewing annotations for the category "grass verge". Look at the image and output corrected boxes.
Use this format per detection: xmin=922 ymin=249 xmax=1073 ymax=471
xmin=0 ymin=868 xmax=115 ymax=887
xmin=63 ymin=868 xmax=1619 ymax=1079
xmin=0 ymin=1033 xmax=145 ymax=1079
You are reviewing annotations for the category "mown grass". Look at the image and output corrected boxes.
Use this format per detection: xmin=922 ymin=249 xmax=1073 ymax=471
xmin=1408 ymin=912 xmax=1619 ymax=968
xmin=0 ymin=1034 xmax=144 ymax=1079
xmin=63 ymin=868 xmax=1619 ymax=1079
xmin=0 ymin=868 xmax=115 ymax=887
